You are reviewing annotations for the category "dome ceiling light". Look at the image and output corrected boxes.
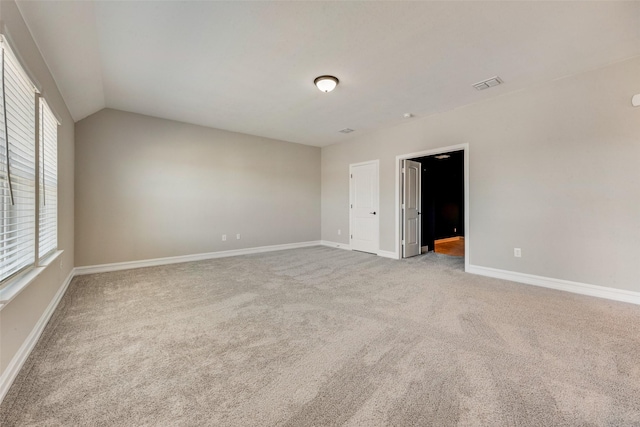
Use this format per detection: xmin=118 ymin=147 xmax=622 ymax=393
xmin=314 ymin=75 xmax=339 ymax=93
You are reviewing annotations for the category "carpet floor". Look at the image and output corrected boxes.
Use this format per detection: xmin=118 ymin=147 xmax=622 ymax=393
xmin=1 ymin=246 xmax=639 ymax=426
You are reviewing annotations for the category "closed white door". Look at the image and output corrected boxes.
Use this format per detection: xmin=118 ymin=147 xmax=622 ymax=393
xmin=403 ymin=159 xmax=421 ymax=258
xmin=350 ymin=161 xmax=379 ymax=254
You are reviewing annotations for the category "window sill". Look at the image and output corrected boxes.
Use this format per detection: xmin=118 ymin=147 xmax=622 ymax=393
xmin=0 ymin=250 xmax=64 ymax=310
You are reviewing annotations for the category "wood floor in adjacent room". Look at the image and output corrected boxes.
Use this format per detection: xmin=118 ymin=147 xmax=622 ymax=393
xmin=1 ymin=246 xmax=639 ymax=426
xmin=435 ymin=237 xmax=465 ymax=257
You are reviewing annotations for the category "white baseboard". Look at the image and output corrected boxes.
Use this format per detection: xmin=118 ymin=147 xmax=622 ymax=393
xmin=320 ymin=240 xmax=351 ymax=251
xmin=377 ymin=250 xmax=398 ymax=259
xmin=467 ymin=264 xmax=640 ymax=305
xmin=75 ymin=241 xmax=322 ymax=275
xmin=0 ymin=268 xmax=76 ymax=404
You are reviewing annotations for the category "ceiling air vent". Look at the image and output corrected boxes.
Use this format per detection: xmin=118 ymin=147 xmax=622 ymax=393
xmin=473 ymin=76 xmax=503 ymax=91
xmin=339 ymin=128 xmax=355 ymax=134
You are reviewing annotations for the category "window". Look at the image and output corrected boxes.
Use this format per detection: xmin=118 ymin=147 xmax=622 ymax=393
xmin=39 ymin=100 xmax=58 ymax=258
xmin=0 ymin=36 xmax=58 ymax=285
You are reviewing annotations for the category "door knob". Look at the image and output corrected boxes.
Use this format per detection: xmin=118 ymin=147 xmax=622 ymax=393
xmin=370 ymin=211 xmax=377 ymax=215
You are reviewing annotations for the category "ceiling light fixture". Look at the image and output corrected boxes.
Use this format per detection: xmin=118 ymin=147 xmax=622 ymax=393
xmin=434 ymin=154 xmax=451 ymax=160
xmin=314 ymin=75 xmax=339 ymax=93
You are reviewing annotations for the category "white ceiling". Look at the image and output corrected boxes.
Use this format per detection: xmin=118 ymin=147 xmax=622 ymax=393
xmin=16 ymin=1 xmax=640 ymax=147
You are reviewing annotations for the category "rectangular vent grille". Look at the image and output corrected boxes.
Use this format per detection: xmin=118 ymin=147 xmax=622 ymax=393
xmin=473 ymin=76 xmax=503 ymax=91
xmin=339 ymin=128 xmax=355 ymax=134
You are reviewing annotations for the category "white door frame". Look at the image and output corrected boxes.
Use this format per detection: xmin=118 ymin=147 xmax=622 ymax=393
xmin=394 ymin=143 xmax=469 ymax=272
xmin=349 ymin=159 xmax=380 ymax=254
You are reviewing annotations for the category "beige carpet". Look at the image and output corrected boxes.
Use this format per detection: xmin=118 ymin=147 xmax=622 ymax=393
xmin=1 ymin=246 xmax=639 ymax=426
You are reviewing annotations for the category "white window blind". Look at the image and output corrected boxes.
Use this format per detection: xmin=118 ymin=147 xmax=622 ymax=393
xmin=0 ymin=38 xmax=37 ymax=282
xmin=39 ymin=99 xmax=57 ymax=258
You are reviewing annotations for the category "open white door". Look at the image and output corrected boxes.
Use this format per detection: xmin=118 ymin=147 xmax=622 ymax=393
xmin=402 ymin=159 xmax=421 ymax=258
xmin=350 ymin=161 xmax=379 ymax=254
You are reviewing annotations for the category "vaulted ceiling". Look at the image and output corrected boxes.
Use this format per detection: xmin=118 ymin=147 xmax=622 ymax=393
xmin=16 ymin=1 xmax=640 ymax=147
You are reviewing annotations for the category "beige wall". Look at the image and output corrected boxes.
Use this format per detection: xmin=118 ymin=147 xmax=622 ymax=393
xmin=322 ymin=57 xmax=640 ymax=292
xmin=0 ymin=1 xmax=75 ymax=373
xmin=75 ymin=109 xmax=321 ymax=267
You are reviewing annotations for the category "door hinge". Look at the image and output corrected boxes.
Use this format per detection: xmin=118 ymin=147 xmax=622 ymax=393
xmin=402 ymin=240 xmax=405 ymax=245
xmin=350 ymin=235 xmax=353 ymax=239
xmin=350 ymin=174 xmax=353 ymax=178
xmin=350 ymin=204 xmax=353 ymax=208
xmin=402 ymin=167 xmax=405 ymax=174
xmin=401 ymin=203 xmax=405 ymax=209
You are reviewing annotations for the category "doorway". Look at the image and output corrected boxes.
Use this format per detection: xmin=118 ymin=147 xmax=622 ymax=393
xmin=414 ymin=150 xmax=464 ymax=256
xmin=395 ymin=144 xmax=469 ymax=271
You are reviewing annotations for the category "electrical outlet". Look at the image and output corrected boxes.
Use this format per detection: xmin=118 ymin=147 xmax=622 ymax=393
xmin=222 ymin=234 xmax=227 ymax=241
xmin=514 ymin=248 xmax=522 ymax=258
xmin=236 ymin=234 xmax=241 ymax=240
xmin=338 ymin=229 xmax=341 ymax=235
